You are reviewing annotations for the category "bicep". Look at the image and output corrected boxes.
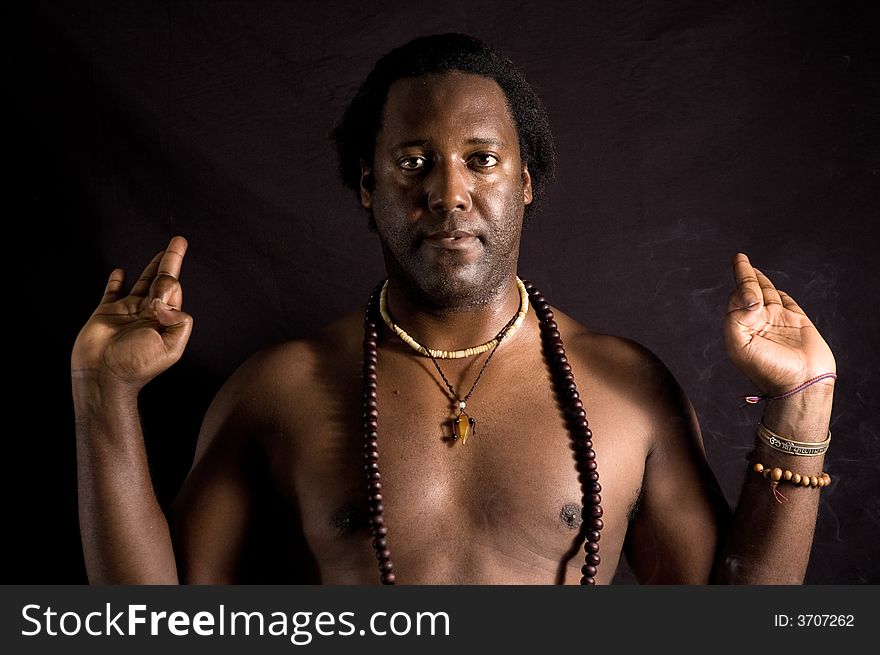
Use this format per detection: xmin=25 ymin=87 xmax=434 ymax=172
xmin=168 ymin=362 xmax=267 ymax=584
xmin=623 ymin=391 xmax=732 ymax=584
xmin=170 ymin=431 xmax=255 ymax=584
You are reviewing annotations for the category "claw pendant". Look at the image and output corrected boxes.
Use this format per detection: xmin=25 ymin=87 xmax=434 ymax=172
xmin=451 ymin=402 xmax=476 ymax=445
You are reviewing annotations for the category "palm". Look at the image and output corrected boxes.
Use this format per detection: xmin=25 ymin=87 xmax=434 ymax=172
xmin=78 ymin=297 xmax=176 ymax=381
xmin=723 ymin=254 xmax=835 ymax=394
xmin=72 ymin=237 xmax=192 ymax=389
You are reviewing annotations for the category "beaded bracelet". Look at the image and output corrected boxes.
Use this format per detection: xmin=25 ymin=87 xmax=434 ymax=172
xmin=753 ymin=462 xmax=832 ymax=503
xmin=757 ymin=422 xmax=830 ymax=457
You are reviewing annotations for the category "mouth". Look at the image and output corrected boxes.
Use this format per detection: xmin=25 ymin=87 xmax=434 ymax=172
xmin=422 ymin=230 xmax=480 ymax=251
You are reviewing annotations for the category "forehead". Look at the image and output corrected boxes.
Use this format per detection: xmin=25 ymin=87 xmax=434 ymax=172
xmin=378 ymin=72 xmax=518 ymax=146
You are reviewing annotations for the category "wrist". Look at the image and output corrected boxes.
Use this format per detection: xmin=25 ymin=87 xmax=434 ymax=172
xmin=760 ymin=384 xmax=834 ymax=443
xmin=71 ymin=368 xmax=141 ymax=412
xmin=750 ymin=372 xmax=836 ymax=400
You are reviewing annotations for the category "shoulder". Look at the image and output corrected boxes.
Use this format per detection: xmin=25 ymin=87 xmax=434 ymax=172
xmin=556 ymin=308 xmax=680 ymax=401
xmin=193 ymin=307 xmax=365 ymax=456
xmin=553 ymin=307 xmax=696 ymax=448
xmin=225 ymin=307 xmax=365 ymax=395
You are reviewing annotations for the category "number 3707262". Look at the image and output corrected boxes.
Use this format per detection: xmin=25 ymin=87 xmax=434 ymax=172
xmin=774 ymin=614 xmax=854 ymax=627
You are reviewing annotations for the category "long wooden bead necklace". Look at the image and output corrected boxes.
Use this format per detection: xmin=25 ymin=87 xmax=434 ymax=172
xmin=362 ymin=279 xmax=604 ymax=585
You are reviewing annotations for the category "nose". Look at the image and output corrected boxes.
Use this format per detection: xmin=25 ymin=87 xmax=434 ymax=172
xmin=425 ymin=159 xmax=472 ymax=213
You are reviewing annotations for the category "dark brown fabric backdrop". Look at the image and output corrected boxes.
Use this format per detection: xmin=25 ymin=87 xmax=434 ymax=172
xmin=11 ymin=0 xmax=879 ymax=583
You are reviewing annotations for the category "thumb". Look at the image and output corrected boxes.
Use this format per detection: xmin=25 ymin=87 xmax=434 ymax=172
xmin=151 ymin=300 xmax=193 ymax=356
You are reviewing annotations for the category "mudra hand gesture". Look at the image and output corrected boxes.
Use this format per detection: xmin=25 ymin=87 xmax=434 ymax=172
xmin=724 ymin=253 xmax=836 ymax=396
xmin=71 ymin=236 xmax=192 ymax=390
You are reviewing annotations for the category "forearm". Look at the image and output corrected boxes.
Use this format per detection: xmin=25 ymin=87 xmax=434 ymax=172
xmin=712 ymin=385 xmax=834 ymax=583
xmin=73 ymin=375 xmax=179 ymax=584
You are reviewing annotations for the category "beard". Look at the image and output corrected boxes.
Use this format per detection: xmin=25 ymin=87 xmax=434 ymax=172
xmin=372 ymin=202 xmax=524 ymax=313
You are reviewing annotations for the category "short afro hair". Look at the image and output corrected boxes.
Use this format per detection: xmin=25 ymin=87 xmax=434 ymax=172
xmin=333 ymin=33 xmax=556 ymax=219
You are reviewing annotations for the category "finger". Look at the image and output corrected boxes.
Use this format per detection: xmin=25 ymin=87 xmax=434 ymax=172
xmin=130 ymin=251 xmax=165 ymax=297
xmin=100 ymin=269 xmax=125 ymax=304
xmin=725 ymin=289 xmax=763 ymax=328
xmin=148 ymin=275 xmax=184 ymax=308
xmin=153 ymin=301 xmax=191 ymax=328
xmin=777 ymin=290 xmax=806 ymax=316
xmin=156 ymin=236 xmax=188 ymax=280
xmin=155 ymin=307 xmax=194 ymax=357
xmin=729 ymin=252 xmax=762 ymax=312
xmin=754 ymin=268 xmax=782 ymax=306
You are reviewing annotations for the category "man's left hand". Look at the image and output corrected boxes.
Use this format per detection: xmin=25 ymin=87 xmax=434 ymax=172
xmin=723 ymin=253 xmax=836 ymax=395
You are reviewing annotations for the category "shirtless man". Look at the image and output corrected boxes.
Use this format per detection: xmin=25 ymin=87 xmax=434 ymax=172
xmin=71 ymin=34 xmax=836 ymax=584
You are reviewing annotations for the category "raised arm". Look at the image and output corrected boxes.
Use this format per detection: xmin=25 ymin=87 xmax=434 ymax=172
xmin=72 ymin=237 xmax=192 ymax=583
xmin=713 ymin=253 xmax=835 ymax=583
xmin=623 ymin=253 xmax=835 ymax=584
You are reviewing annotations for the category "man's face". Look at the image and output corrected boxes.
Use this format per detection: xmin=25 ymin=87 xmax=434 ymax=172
xmin=361 ymin=72 xmax=533 ymax=310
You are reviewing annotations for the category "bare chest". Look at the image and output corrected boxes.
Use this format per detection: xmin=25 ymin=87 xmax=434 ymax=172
xmin=265 ymin=348 xmax=649 ymax=583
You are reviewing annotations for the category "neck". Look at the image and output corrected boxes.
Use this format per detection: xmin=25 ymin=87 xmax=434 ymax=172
xmin=383 ymin=275 xmax=522 ymax=352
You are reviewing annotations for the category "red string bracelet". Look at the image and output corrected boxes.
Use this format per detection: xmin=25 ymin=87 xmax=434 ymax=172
xmin=742 ymin=373 xmax=837 ymax=406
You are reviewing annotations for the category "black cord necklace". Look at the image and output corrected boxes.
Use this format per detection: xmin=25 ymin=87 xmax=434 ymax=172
xmin=361 ymin=279 xmax=604 ymax=584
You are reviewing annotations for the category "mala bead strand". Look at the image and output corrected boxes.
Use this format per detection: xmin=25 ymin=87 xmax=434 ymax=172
xmin=521 ymin=279 xmax=604 ymax=585
xmin=754 ymin=463 xmax=831 ymax=488
xmin=364 ymin=283 xmax=395 ymax=584
xmin=752 ymin=462 xmax=831 ymax=504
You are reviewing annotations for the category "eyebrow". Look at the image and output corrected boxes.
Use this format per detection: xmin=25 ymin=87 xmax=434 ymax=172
xmin=466 ymin=137 xmax=505 ymax=148
xmin=391 ymin=137 xmax=507 ymax=149
xmin=392 ymin=139 xmax=431 ymax=150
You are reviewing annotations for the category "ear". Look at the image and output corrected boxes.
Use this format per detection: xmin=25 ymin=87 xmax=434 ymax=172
xmin=522 ymin=165 xmax=533 ymax=205
xmin=359 ymin=161 xmax=374 ymax=209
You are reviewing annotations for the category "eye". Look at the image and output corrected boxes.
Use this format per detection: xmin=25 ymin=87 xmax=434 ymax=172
xmin=469 ymin=153 xmax=499 ymax=169
xmin=398 ymin=155 xmax=427 ymax=171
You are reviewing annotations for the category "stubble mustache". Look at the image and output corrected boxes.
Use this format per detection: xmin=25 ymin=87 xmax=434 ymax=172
xmin=413 ymin=212 xmax=487 ymax=246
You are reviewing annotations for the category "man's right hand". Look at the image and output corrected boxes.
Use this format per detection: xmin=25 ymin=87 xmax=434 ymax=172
xmin=71 ymin=236 xmax=193 ymax=392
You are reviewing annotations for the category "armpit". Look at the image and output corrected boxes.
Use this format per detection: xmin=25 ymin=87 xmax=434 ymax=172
xmin=627 ymin=486 xmax=644 ymax=523
xmin=331 ymin=505 xmax=367 ymax=536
